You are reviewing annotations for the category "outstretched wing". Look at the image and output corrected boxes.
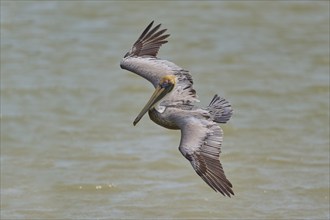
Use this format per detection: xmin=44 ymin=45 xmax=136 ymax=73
xmin=120 ymin=21 xmax=199 ymax=106
xmin=178 ymin=117 xmax=234 ymax=197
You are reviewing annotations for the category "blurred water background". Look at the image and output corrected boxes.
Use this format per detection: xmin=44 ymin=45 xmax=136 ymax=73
xmin=1 ymin=1 xmax=329 ymax=219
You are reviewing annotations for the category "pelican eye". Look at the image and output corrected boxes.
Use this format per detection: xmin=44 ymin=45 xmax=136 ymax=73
xmin=160 ymin=80 xmax=173 ymax=88
xmin=159 ymin=75 xmax=176 ymax=90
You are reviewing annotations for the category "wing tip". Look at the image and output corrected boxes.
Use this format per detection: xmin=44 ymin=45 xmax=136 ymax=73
xmin=124 ymin=21 xmax=170 ymax=58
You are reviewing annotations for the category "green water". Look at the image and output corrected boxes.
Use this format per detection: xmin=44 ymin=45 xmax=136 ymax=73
xmin=1 ymin=1 xmax=329 ymax=219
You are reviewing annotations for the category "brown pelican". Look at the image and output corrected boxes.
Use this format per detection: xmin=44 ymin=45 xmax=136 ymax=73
xmin=120 ymin=21 xmax=234 ymax=197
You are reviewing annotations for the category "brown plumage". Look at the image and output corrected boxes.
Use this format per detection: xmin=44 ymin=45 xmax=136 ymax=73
xmin=120 ymin=21 xmax=234 ymax=196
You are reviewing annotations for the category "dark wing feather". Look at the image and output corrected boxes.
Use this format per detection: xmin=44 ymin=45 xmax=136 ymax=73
xmin=124 ymin=21 xmax=170 ymax=58
xmin=179 ymin=117 xmax=234 ymax=197
xmin=120 ymin=21 xmax=196 ymax=89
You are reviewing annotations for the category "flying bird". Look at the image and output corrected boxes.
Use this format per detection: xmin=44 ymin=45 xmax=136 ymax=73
xmin=120 ymin=21 xmax=234 ymax=197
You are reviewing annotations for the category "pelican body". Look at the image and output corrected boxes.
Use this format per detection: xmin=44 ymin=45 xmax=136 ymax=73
xmin=120 ymin=21 xmax=234 ymax=197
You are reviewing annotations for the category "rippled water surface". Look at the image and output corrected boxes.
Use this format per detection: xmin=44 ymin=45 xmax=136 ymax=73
xmin=1 ymin=1 xmax=329 ymax=219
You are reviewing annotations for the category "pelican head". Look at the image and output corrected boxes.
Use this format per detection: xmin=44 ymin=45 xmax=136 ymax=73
xmin=133 ymin=75 xmax=176 ymax=126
